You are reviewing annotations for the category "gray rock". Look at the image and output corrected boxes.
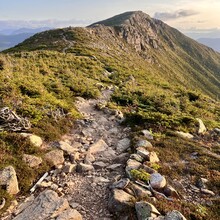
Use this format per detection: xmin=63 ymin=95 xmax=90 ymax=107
xmin=93 ymin=161 xmax=107 ymax=169
xmin=165 ymin=210 xmax=187 ymax=220
xmin=150 ymin=173 xmax=166 ymax=189
xmin=196 ymin=118 xmax=207 ymax=134
xmin=126 ymin=159 xmax=142 ymax=178
xmin=130 ymin=183 xmax=152 ymax=199
xmin=77 ymin=163 xmax=94 ymax=173
xmin=108 ymin=189 xmax=135 ymax=213
xmin=56 ymin=208 xmax=83 ymax=220
xmin=117 ymin=138 xmax=131 ymax=153
xmin=84 ymin=152 xmax=95 ymax=164
xmin=164 ymin=185 xmax=180 ymax=199
xmin=175 ymin=131 xmax=194 ymax=139
xmin=114 ymin=153 xmax=130 ymax=163
xmin=88 ymin=139 xmax=108 ymax=154
xmin=58 ymin=141 xmax=76 ymax=154
xmin=21 ymin=133 xmax=43 ymax=148
xmin=0 ymin=166 xmax=19 ymax=195
xmin=130 ymin=154 xmax=144 ymax=162
xmin=23 ymin=154 xmax=42 ymax=168
xmin=141 ymin=130 xmax=154 ymax=140
xmin=45 ymin=150 xmax=65 ymax=166
xmin=136 ymin=147 xmax=150 ymax=159
xmin=111 ymin=178 xmax=130 ymax=189
xmin=136 ymin=140 xmax=153 ymax=148
xmin=13 ymin=190 xmax=69 ymax=220
xmin=214 ymin=128 xmax=220 ymax=134
xmin=62 ymin=163 xmax=77 ymax=173
xmin=106 ymin=164 xmax=122 ymax=171
xmin=135 ymin=201 xmax=160 ymax=219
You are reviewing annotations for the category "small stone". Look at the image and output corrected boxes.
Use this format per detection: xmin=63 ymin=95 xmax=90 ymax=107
xmin=201 ymin=188 xmax=215 ymax=196
xmin=136 ymin=147 xmax=150 ymax=159
xmin=126 ymin=159 xmax=142 ymax=178
xmin=114 ymin=153 xmax=130 ymax=164
xmin=213 ymin=128 xmax=220 ymax=134
xmin=163 ymin=185 xmax=180 ymax=199
xmin=22 ymin=154 xmax=42 ymax=168
xmin=69 ymin=202 xmax=80 ymax=209
xmin=196 ymin=118 xmax=207 ymax=134
xmin=77 ymin=163 xmax=94 ymax=173
xmin=148 ymin=152 xmax=160 ymax=163
xmin=62 ymin=164 xmax=77 ymax=173
xmin=21 ymin=133 xmax=43 ymax=148
xmin=93 ymin=161 xmax=107 ymax=169
xmin=142 ymin=165 xmax=157 ymax=174
xmin=175 ymin=131 xmax=194 ymax=139
xmin=111 ymin=178 xmax=130 ymax=189
xmin=117 ymin=138 xmax=131 ymax=153
xmin=130 ymin=183 xmax=152 ymax=199
xmin=45 ymin=150 xmax=64 ymax=166
xmin=56 ymin=208 xmax=83 ymax=220
xmin=84 ymin=152 xmax=95 ymax=164
xmin=135 ymin=201 xmax=160 ymax=219
xmin=141 ymin=130 xmax=154 ymax=140
xmin=106 ymin=164 xmax=122 ymax=171
xmin=93 ymin=177 xmax=110 ymax=184
xmin=150 ymin=173 xmax=166 ymax=189
xmin=51 ymin=183 xmax=59 ymax=191
xmin=136 ymin=140 xmax=153 ymax=149
xmin=39 ymin=181 xmax=52 ymax=188
xmin=58 ymin=141 xmax=76 ymax=154
xmin=165 ymin=210 xmax=187 ymax=220
xmin=88 ymin=139 xmax=108 ymax=154
xmin=0 ymin=166 xmax=19 ymax=195
xmin=130 ymin=154 xmax=144 ymax=162
xmin=108 ymin=189 xmax=135 ymax=213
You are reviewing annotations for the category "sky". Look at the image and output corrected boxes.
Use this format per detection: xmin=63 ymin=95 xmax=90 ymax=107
xmin=0 ymin=0 xmax=220 ymax=38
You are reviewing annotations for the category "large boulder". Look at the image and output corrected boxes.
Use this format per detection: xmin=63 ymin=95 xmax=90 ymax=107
xmin=135 ymin=201 xmax=160 ymax=219
xmin=165 ymin=210 xmax=187 ymax=220
xmin=13 ymin=190 xmax=69 ymax=220
xmin=45 ymin=150 xmax=65 ymax=166
xmin=21 ymin=133 xmax=43 ymax=148
xmin=150 ymin=173 xmax=166 ymax=189
xmin=108 ymin=189 xmax=135 ymax=213
xmin=56 ymin=208 xmax=83 ymax=220
xmin=23 ymin=154 xmax=42 ymax=168
xmin=0 ymin=166 xmax=19 ymax=195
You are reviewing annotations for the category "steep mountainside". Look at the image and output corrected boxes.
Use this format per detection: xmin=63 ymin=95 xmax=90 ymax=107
xmin=0 ymin=11 xmax=220 ymax=220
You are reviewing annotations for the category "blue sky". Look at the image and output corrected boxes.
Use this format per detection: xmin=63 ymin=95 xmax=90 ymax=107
xmin=0 ymin=0 xmax=220 ymax=37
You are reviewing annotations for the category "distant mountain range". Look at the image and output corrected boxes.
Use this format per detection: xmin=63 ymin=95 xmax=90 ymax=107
xmin=0 ymin=27 xmax=51 ymax=51
xmin=197 ymin=38 xmax=220 ymax=52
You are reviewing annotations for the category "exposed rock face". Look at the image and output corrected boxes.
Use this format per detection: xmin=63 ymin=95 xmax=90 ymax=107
xmin=13 ymin=190 xmax=69 ymax=220
xmin=22 ymin=154 xmax=42 ymax=168
xmin=0 ymin=166 xmax=19 ymax=195
xmin=45 ymin=150 xmax=65 ymax=166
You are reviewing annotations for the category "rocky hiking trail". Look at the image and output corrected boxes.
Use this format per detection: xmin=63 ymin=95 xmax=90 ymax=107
xmin=1 ymin=89 xmax=219 ymax=220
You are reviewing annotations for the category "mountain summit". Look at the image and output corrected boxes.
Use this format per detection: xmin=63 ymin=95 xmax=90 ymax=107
xmin=4 ymin=11 xmax=220 ymax=98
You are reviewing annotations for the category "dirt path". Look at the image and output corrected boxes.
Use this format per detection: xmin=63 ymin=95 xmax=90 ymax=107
xmin=62 ymin=34 xmax=74 ymax=53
